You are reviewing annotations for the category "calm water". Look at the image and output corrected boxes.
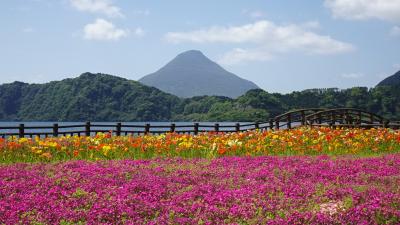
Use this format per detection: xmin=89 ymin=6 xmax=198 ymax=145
xmin=0 ymin=122 xmax=261 ymax=135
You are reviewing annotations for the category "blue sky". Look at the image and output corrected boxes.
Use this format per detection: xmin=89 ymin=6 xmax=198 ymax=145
xmin=1 ymin=0 xmax=399 ymax=93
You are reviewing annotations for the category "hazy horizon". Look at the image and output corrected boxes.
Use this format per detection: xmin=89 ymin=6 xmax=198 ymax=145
xmin=0 ymin=68 xmax=394 ymax=95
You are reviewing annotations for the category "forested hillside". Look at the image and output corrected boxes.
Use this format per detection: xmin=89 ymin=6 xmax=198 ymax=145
xmin=1 ymin=73 xmax=399 ymax=121
xmin=0 ymin=73 xmax=180 ymax=121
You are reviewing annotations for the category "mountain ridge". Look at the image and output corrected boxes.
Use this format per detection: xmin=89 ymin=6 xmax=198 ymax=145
xmin=377 ymin=70 xmax=400 ymax=87
xmin=0 ymin=73 xmax=181 ymax=121
xmin=139 ymin=50 xmax=260 ymax=98
xmin=1 ymin=70 xmax=400 ymax=121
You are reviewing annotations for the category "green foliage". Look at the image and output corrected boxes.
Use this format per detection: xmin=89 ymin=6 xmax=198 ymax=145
xmin=0 ymin=73 xmax=399 ymax=122
xmin=0 ymin=73 xmax=180 ymax=121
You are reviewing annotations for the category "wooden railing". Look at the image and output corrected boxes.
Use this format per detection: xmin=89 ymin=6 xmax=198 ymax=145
xmin=0 ymin=122 xmax=273 ymax=138
xmin=1 ymin=108 xmax=399 ymax=138
xmin=272 ymin=108 xmax=325 ymax=130
xmin=271 ymin=108 xmax=400 ymax=130
xmin=304 ymin=108 xmax=396 ymax=128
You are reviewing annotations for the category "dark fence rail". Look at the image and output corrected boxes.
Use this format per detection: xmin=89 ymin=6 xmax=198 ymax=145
xmin=1 ymin=108 xmax=400 ymax=138
xmin=0 ymin=122 xmax=268 ymax=138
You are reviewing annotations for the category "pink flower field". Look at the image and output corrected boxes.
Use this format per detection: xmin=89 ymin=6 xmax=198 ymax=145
xmin=1 ymin=155 xmax=399 ymax=224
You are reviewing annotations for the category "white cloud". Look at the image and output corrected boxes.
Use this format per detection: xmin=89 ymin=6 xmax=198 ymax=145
xmin=70 ymin=0 xmax=123 ymax=17
xmin=324 ymin=0 xmax=400 ymax=22
xmin=218 ymin=48 xmax=273 ymax=66
xmin=341 ymin=73 xmax=365 ymax=79
xmin=390 ymin=26 xmax=400 ymax=37
xmin=134 ymin=27 xmax=145 ymax=37
xmin=83 ymin=18 xmax=128 ymax=41
xmin=393 ymin=63 xmax=400 ymax=69
xmin=165 ymin=20 xmax=354 ymax=65
xmin=166 ymin=21 xmax=272 ymax=44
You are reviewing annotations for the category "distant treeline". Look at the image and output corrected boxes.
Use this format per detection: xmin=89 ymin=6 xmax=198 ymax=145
xmin=0 ymin=73 xmax=399 ymax=122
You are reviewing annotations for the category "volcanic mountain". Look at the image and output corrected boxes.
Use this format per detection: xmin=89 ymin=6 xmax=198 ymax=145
xmin=138 ymin=50 xmax=260 ymax=98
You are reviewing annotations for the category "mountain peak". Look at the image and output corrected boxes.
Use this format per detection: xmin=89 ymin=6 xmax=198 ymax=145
xmin=175 ymin=50 xmax=209 ymax=61
xmin=178 ymin=50 xmax=205 ymax=57
xmin=78 ymin=72 xmax=97 ymax=78
xmin=77 ymin=72 xmax=127 ymax=81
xmin=167 ymin=50 xmax=214 ymax=68
xmin=139 ymin=50 xmax=260 ymax=98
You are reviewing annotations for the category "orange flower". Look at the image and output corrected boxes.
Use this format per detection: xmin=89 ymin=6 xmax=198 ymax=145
xmin=73 ymin=150 xmax=79 ymax=157
xmin=326 ymin=135 xmax=333 ymax=142
xmin=218 ymin=146 xmax=227 ymax=155
xmin=41 ymin=152 xmax=52 ymax=160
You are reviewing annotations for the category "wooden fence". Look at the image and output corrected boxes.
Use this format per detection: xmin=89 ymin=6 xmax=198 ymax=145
xmin=0 ymin=122 xmax=272 ymax=138
xmin=272 ymin=108 xmax=400 ymax=129
xmin=1 ymin=108 xmax=400 ymax=138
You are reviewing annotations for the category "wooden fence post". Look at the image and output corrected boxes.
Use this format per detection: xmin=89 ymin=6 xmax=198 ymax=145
xmin=85 ymin=122 xmax=91 ymax=136
xmin=255 ymin=122 xmax=259 ymax=130
xmin=235 ymin=123 xmax=240 ymax=132
xmin=345 ymin=110 xmax=350 ymax=124
xmin=301 ymin=111 xmax=306 ymax=125
xmin=269 ymin=119 xmax=274 ymax=130
xmin=170 ymin=123 xmax=175 ymax=133
xmin=275 ymin=121 xmax=280 ymax=130
xmin=383 ymin=120 xmax=389 ymax=128
xmin=348 ymin=115 xmax=353 ymax=125
xmin=287 ymin=114 xmax=292 ymax=129
xmin=19 ymin=124 xmax=25 ymax=138
xmin=53 ymin=123 xmax=59 ymax=137
xmin=317 ymin=114 xmax=322 ymax=124
xmin=145 ymin=123 xmax=150 ymax=135
xmin=333 ymin=112 xmax=336 ymax=126
xmin=340 ymin=112 xmax=345 ymax=124
xmin=194 ymin=123 xmax=199 ymax=135
xmin=214 ymin=123 xmax=219 ymax=133
xmin=116 ymin=122 xmax=122 ymax=136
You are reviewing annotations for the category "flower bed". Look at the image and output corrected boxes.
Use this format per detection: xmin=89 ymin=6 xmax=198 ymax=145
xmin=1 ymin=127 xmax=400 ymax=162
xmin=1 ymin=155 xmax=399 ymax=224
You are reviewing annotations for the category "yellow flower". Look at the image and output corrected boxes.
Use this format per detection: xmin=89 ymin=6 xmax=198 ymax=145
xmin=19 ymin=138 xmax=29 ymax=144
xmin=102 ymin=145 xmax=112 ymax=156
xmin=48 ymin=142 xmax=58 ymax=148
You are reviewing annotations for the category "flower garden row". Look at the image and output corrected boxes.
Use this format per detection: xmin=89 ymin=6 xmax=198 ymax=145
xmin=1 ymin=127 xmax=400 ymax=162
xmin=1 ymin=127 xmax=400 ymax=224
xmin=1 ymin=155 xmax=399 ymax=224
